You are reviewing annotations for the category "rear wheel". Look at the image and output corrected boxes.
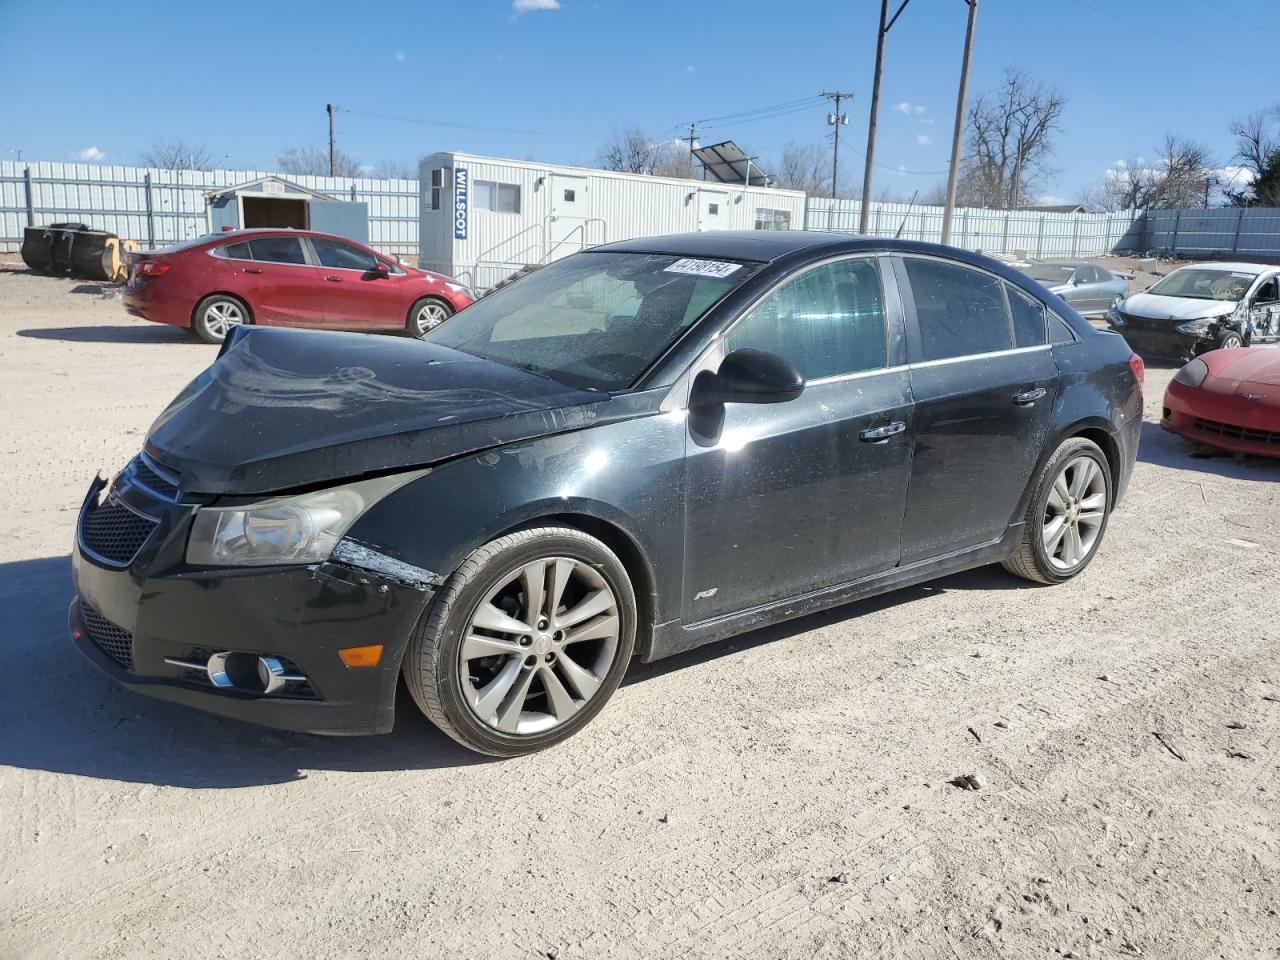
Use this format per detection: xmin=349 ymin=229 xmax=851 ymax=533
xmin=404 ymin=526 xmax=636 ymax=757
xmin=1216 ymin=329 xmax=1244 ymax=350
xmin=408 ymin=297 xmax=453 ymax=338
xmin=192 ymin=294 xmax=249 ymax=344
xmin=1003 ymin=437 xmax=1112 ymax=585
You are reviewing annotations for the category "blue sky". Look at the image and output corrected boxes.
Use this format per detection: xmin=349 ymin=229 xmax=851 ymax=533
xmin=1 ymin=0 xmax=1277 ymax=202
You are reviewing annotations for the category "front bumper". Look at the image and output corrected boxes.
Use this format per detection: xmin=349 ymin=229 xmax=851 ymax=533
xmin=1110 ymin=323 xmax=1206 ymax=360
xmin=1162 ymin=379 xmax=1280 ymax=459
xmin=70 ymin=474 xmax=436 ymax=735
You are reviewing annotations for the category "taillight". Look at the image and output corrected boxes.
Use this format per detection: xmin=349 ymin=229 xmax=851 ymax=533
xmin=1129 ymin=352 xmax=1145 ymax=386
xmin=138 ymin=261 xmax=170 ymax=277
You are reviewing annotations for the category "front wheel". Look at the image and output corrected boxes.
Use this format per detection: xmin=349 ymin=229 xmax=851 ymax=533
xmin=404 ymin=526 xmax=637 ymax=757
xmin=407 ymin=297 xmax=453 ymax=338
xmin=191 ymin=294 xmax=249 ymax=344
xmin=1216 ymin=328 xmax=1244 ymax=350
xmin=1003 ymin=437 xmax=1112 ymax=585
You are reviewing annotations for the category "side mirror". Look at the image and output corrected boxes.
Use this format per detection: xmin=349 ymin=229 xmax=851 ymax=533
xmin=371 ymin=262 xmax=390 ymax=278
xmin=692 ymin=348 xmax=804 ymax=407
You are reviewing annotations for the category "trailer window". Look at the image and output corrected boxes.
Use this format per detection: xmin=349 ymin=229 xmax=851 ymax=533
xmin=754 ymin=208 xmax=792 ymax=230
xmin=474 ymin=180 xmax=521 ymax=214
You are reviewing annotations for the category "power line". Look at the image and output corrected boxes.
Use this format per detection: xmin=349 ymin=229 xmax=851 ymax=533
xmin=698 ymin=101 xmax=823 ymax=132
xmin=1193 ymin=0 xmax=1280 ymax=41
xmin=692 ymin=96 xmax=824 ymax=126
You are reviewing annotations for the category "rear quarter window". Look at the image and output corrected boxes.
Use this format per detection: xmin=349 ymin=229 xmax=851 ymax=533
xmin=215 ymin=241 xmax=252 ymax=260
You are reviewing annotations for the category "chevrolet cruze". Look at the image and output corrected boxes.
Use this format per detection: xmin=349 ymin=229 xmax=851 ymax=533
xmin=72 ymin=232 xmax=1143 ymax=756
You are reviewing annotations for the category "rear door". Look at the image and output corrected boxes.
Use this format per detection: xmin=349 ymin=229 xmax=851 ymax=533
xmin=239 ymin=236 xmax=330 ymax=327
xmin=308 ymin=237 xmax=405 ymax=330
xmin=893 ymin=256 xmax=1060 ymax=563
xmin=681 ymin=255 xmax=914 ymax=622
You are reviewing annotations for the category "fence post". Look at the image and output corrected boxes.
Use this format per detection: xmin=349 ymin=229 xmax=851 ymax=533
xmin=23 ymin=166 xmax=34 ymax=227
xmin=1036 ymin=214 xmax=1045 ymax=258
xmin=1071 ymin=216 xmax=1080 ymax=257
xmin=874 ymin=206 xmax=881 ymax=236
xmin=960 ymin=208 xmax=969 ymax=248
xmin=1000 ymin=211 xmax=1010 ymax=254
xmin=144 ymin=172 xmax=155 ymax=249
xmin=1171 ymin=209 xmax=1182 ymax=257
xmin=1232 ymin=206 xmax=1245 ymax=253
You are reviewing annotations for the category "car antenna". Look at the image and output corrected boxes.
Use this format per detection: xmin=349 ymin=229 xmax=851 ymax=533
xmin=895 ymin=190 xmax=919 ymax=240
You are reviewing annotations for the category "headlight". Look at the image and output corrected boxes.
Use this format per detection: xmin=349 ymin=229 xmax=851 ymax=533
xmin=445 ymin=281 xmax=474 ymax=299
xmin=1172 ymin=357 xmax=1209 ymax=388
xmin=1175 ymin=316 xmax=1223 ymax=335
xmin=186 ymin=472 xmax=422 ymax=566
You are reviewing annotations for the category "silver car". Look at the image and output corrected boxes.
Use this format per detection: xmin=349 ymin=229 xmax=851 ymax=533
xmin=1020 ymin=260 xmax=1129 ymax=316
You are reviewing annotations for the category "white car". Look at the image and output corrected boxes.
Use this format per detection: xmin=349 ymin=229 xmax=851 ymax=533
xmin=1106 ymin=261 xmax=1280 ymax=359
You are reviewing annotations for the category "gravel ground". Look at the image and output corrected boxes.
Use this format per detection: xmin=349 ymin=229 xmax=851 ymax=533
xmin=1 ymin=260 xmax=1278 ymax=960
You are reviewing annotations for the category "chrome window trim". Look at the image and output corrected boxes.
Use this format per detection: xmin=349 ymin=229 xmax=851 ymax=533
xmin=908 ymin=343 xmax=1051 ymax=370
xmin=807 ymin=363 xmax=909 ymax=387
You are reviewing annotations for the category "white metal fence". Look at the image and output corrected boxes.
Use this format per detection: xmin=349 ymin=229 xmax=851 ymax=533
xmin=6 ymin=160 xmax=1280 ymax=264
xmin=0 ymin=161 xmax=418 ymax=258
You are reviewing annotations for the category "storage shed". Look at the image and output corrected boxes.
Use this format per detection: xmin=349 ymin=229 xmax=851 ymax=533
xmin=206 ymin=176 xmax=369 ymax=243
xmin=418 ymin=152 xmax=806 ymax=291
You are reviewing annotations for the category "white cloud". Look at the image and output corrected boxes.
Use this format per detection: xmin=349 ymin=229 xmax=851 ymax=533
xmin=893 ymin=101 xmax=912 ymax=114
xmin=914 ymin=105 xmax=926 ymax=115
xmin=1038 ymin=194 xmax=1067 ymax=205
xmin=920 ymin=117 xmax=936 ymax=125
xmin=394 ymin=51 xmax=406 ymax=61
xmin=915 ymin=134 xmax=932 ymax=146
xmin=1113 ymin=159 xmax=1126 ymax=168
xmin=73 ymin=146 xmax=104 ymax=162
xmin=513 ymin=0 xmax=559 ymax=10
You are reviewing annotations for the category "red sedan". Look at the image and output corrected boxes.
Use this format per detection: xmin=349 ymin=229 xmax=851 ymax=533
xmin=123 ymin=228 xmax=474 ymax=343
xmin=1163 ymin=348 xmax=1280 ymax=458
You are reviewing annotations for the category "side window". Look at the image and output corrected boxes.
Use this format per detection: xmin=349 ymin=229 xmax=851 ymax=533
xmin=217 ymin=241 xmax=251 ymax=260
xmin=903 ymin=258 xmax=1012 ymax=361
xmin=312 ymin=238 xmax=377 ymax=272
xmin=1049 ymin=311 xmax=1078 ymax=344
xmin=1254 ymin=277 xmax=1279 ymax=304
xmin=1076 ymin=266 xmax=1100 ymax=284
xmin=724 ymin=257 xmax=887 ymax=380
xmin=246 ymin=237 xmax=306 ymax=265
xmin=1007 ymin=285 xmax=1047 ymax=347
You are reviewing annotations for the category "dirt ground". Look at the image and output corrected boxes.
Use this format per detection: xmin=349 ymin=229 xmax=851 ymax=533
xmin=1 ymin=260 xmax=1278 ymax=960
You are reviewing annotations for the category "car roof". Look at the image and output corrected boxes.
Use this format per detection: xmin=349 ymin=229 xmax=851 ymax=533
xmin=1172 ymin=261 xmax=1276 ymax=274
xmin=1033 ymin=259 xmax=1090 ymax=268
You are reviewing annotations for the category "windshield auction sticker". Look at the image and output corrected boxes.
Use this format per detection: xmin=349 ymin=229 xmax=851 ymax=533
xmin=664 ymin=258 xmax=743 ymax=278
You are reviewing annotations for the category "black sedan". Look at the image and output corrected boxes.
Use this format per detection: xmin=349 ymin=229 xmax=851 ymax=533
xmin=70 ymin=232 xmax=1143 ymax=757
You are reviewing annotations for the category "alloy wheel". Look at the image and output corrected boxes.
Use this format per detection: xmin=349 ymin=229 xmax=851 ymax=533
xmin=1042 ymin=455 xmax=1106 ymax=571
xmin=415 ymin=301 xmax=450 ymax=335
xmin=459 ymin=557 xmax=621 ymax=735
xmin=204 ymin=301 xmax=243 ymax=338
xmin=1220 ymin=333 xmax=1242 ymax=349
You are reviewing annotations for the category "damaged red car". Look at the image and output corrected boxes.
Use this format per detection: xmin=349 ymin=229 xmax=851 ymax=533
xmin=1163 ymin=348 xmax=1280 ymax=457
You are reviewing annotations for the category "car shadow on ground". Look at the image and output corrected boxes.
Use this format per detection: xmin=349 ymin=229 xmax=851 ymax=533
xmin=17 ymin=325 xmax=194 ymax=344
xmin=1138 ymin=419 xmax=1280 ymax=481
xmin=2 ymin=553 xmax=1025 ymax=789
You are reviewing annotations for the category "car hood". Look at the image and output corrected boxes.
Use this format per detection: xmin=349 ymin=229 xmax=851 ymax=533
xmin=1121 ymin=292 xmax=1238 ymax=322
xmin=145 ymin=327 xmax=614 ymax=495
xmin=1206 ymin=348 xmax=1280 ymax=399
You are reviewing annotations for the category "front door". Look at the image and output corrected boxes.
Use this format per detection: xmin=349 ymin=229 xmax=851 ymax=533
xmin=893 ymin=256 xmax=1060 ymax=563
xmin=1249 ymin=274 xmax=1280 ymax=340
xmin=308 ymin=236 xmax=404 ymax=329
xmin=697 ymin=190 xmax=728 ymax=231
xmin=682 ymin=255 xmax=914 ymax=622
xmin=547 ymin=175 xmax=589 ymax=261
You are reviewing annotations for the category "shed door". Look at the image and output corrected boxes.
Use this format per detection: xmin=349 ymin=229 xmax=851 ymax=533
xmin=309 ymin=200 xmax=369 ymax=244
xmin=209 ymin=194 xmax=238 ymax=232
xmin=547 ymin=175 xmax=589 ymax=260
xmin=698 ymin=190 xmax=729 ymax=231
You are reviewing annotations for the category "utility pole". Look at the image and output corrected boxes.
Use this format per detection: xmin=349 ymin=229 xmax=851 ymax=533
xmin=860 ymin=0 xmax=912 ymax=234
xmin=823 ymin=91 xmax=855 ymax=199
xmin=687 ymin=123 xmax=702 ymax=179
xmin=326 ymin=103 xmax=336 ymax=177
xmin=941 ymin=0 xmax=978 ymax=246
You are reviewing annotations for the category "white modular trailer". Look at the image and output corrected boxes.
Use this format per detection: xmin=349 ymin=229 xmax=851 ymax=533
xmin=419 ymin=152 xmax=806 ymax=292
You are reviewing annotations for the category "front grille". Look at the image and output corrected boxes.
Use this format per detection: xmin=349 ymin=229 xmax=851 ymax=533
xmin=80 ymin=497 xmax=158 ymax=566
xmin=1193 ymin=417 xmax=1280 ymax=446
xmin=1118 ymin=311 xmax=1169 ymax=332
xmin=130 ymin=455 xmax=180 ymax=499
xmin=81 ymin=601 xmax=134 ymax=670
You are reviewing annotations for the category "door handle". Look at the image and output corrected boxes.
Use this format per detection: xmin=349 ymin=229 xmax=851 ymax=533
xmin=860 ymin=421 xmax=906 ymax=443
xmin=243 ymin=267 xmax=263 ymax=274
xmin=1013 ymin=387 xmax=1047 ymax=406
xmin=324 ymin=274 xmax=342 ymax=282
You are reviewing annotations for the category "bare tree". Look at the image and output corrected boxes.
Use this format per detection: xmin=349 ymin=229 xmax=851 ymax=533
xmin=371 ymin=158 xmax=422 ymax=180
xmin=1101 ymin=135 xmax=1218 ymax=210
xmin=141 ymin=140 xmax=212 ymax=171
xmin=774 ymin=142 xmax=831 ymax=196
xmin=961 ymin=68 xmax=1066 ymax=209
xmin=597 ymin=128 xmax=690 ymax=177
xmin=1227 ymin=106 xmax=1280 ymax=206
xmin=277 ymin=146 xmax=365 ymax=178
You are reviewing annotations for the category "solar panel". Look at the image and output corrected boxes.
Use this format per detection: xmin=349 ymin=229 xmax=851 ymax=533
xmin=692 ymin=141 xmax=771 ymax=186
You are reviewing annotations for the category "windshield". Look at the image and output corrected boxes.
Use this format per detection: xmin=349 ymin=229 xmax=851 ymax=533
xmin=426 ymin=251 xmax=758 ymax=390
xmin=1024 ymin=263 xmax=1076 ymax=283
xmin=1148 ymin=268 xmax=1257 ymax=302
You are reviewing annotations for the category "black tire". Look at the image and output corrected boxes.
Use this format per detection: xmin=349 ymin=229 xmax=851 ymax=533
xmin=191 ymin=294 xmax=250 ymax=344
xmin=1003 ymin=437 xmax=1113 ymax=585
xmin=407 ymin=296 xmax=454 ymax=337
xmin=404 ymin=525 xmax=637 ymax=757
xmin=1216 ymin=328 xmax=1244 ymax=350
